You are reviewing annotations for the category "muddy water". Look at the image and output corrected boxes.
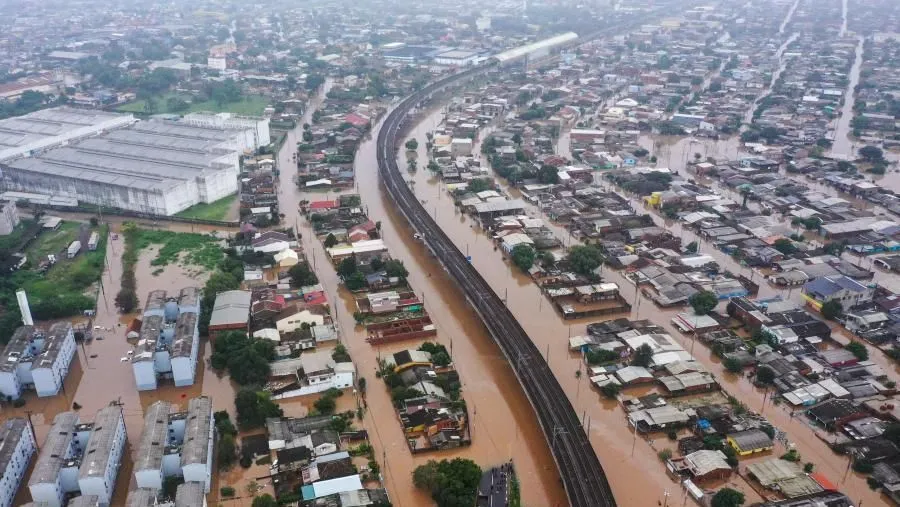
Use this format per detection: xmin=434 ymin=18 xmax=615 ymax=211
xmin=744 ymin=32 xmax=800 ymax=126
xmin=780 ymin=0 xmax=801 ymax=33
xmin=830 ymin=36 xmax=864 ymax=160
xmin=413 ymin=100 xmax=895 ymax=503
xmin=3 ymin=228 xmax=244 ymax=505
xmin=637 ymin=135 xmax=743 ymax=173
xmin=278 ymin=101 xmax=567 ymax=504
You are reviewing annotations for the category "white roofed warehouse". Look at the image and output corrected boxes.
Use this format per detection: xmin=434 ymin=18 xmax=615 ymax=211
xmin=0 ymin=107 xmax=258 ymax=216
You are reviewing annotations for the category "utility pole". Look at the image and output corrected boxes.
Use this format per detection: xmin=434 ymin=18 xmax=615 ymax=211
xmin=25 ymin=410 xmax=38 ymax=451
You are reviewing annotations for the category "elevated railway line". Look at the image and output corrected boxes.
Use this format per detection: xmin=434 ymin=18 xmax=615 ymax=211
xmin=375 ymin=8 xmax=692 ymax=505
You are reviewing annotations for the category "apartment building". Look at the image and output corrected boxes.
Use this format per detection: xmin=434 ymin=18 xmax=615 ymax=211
xmin=133 ymin=396 xmax=214 ymax=493
xmin=132 ymin=288 xmax=201 ymax=391
xmin=0 ymin=322 xmax=76 ymax=399
xmin=0 ymin=418 xmax=36 ymax=507
xmin=28 ymin=406 xmax=126 ymax=507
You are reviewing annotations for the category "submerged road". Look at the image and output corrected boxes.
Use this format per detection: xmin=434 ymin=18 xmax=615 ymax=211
xmin=376 ymin=65 xmax=617 ymax=507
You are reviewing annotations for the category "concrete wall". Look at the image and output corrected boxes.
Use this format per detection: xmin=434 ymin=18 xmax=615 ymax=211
xmin=0 ymin=372 xmax=20 ymax=400
xmin=133 ymin=361 xmax=157 ymax=391
xmin=0 ymin=423 xmax=35 ymax=507
xmin=134 ymin=468 xmax=162 ymax=490
xmin=172 ymin=356 xmax=195 ymax=387
xmin=28 ymin=480 xmax=63 ymax=507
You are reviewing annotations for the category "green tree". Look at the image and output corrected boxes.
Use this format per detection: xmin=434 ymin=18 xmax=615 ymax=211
xmin=405 ymin=138 xmax=419 ymax=150
xmin=324 ymin=233 xmax=338 ymax=248
xmin=510 ymin=244 xmax=536 ymax=271
xmin=756 ymin=366 xmax=776 ymax=385
xmin=711 ymin=488 xmax=745 ymax=507
xmin=821 ymin=300 xmax=842 ymax=320
xmin=467 ymin=178 xmax=493 ymax=193
xmin=537 ymin=164 xmax=559 ymax=184
xmin=344 ymin=271 xmax=367 ymax=291
xmin=773 ymin=238 xmax=797 ymax=255
xmin=432 ymin=351 xmax=451 ymax=367
xmin=600 ymin=383 xmax=622 ymax=398
xmin=252 ymin=494 xmax=278 ymax=507
xmin=567 ymin=245 xmax=603 ymax=276
xmin=631 ymin=343 xmax=653 ymax=367
xmin=413 ymin=459 xmax=482 ymax=507
xmin=859 ymin=145 xmax=884 ymax=162
xmin=846 ymin=342 xmax=869 ymax=361
xmin=235 ymin=388 xmax=283 ymax=429
xmin=332 ymin=344 xmax=351 ymax=362
xmin=211 ymin=332 xmax=274 ymax=385
xmin=338 ymin=257 xmax=359 ymax=278
xmin=217 ymin=434 xmax=236 ymax=470
xmin=288 ymin=262 xmax=318 ymax=287
xmin=724 ymin=357 xmax=743 ymax=373
xmin=305 ymin=74 xmax=325 ymax=90
xmin=689 ymin=290 xmax=718 ymax=315
xmin=384 ymin=259 xmax=409 ymax=281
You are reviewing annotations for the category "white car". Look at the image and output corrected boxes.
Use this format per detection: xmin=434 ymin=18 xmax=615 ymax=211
xmin=120 ymin=357 xmax=129 ymax=362
xmin=126 ymin=350 xmax=134 ymax=356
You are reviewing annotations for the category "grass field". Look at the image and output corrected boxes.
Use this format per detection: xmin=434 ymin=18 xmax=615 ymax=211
xmin=27 ymin=221 xmax=81 ymax=260
xmin=129 ymin=227 xmax=223 ymax=269
xmin=174 ymin=194 xmax=238 ymax=221
xmin=117 ymin=93 xmax=270 ymax=116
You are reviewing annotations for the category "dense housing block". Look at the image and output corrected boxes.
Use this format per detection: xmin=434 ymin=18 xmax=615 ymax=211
xmin=131 ymin=288 xmax=201 ymax=390
xmin=0 ymin=322 xmax=75 ymax=399
xmin=133 ymin=396 xmax=214 ymax=493
xmin=29 ymin=406 xmax=126 ymax=507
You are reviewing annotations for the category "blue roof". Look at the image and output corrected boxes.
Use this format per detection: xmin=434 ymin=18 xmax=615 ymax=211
xmin=803 ymin=275 xmax=866 ymax=298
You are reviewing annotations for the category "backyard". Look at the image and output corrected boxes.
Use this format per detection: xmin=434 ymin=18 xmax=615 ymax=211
xmin=116 ymin=93 xmax=270 ymax=116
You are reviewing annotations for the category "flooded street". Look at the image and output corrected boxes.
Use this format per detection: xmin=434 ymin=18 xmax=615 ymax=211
xmin=743 ymin=32 xmax=800 ymax=126
xmin=379 ymin=99 xmax=891 ymax=503
xmin=829 ymin=36 xmax=864 ymax=160
xmin=276 ymin=92 xmax=566 ymax=506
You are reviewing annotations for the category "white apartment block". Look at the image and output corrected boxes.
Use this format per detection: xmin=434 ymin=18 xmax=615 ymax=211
xmin=0 ymin=418 xmax=36 ymax=507
xmin=29 ymin=406 xmax=126 ymax=507
xmin=0 ymin=322 xmax=76 ymax=400
xmin=182 ymin=112 xmax=270 ymax=151
xmin=132 ymin=288 xmax=201 ymax=391
xmin=134 ymin=396 xmax=214 ymax=493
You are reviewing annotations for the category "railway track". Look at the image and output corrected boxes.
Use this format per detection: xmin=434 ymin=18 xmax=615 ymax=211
xmin=375 ymin=7 xmax=696 ymax=504
xmin=376 ymin=65 xmax=616 ymax=507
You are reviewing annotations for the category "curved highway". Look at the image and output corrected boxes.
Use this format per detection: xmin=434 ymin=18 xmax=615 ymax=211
xmin=376 ymin=64 xmax=617 ymax=507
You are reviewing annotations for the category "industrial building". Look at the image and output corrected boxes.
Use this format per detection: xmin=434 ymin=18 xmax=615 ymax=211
xmin=0 ymin=107 xmax=261 ymax=216
xmin=133 ymin=396 xmax=214 ymax=493
xmin=0 ymin=418 xmax=36 ymax=507
xmin=182 ymin=112 xmax=270 ymax=152
xmin=0 ymin=320 xmax=76 ymax=400
xmin=0 ymin=200 xmax=19 ymax=236
xmin=132 ymin=288 xmax=201 ymax=391
xmin=29 ymin=405 xmax=126 ymax=507
xmin=0 ymin=107 xmax=134 ymax=162
xmin=492 ymin=32 xmax=579 ymax=66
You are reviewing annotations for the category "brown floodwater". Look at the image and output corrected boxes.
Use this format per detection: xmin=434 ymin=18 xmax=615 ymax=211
xmin=373 ymin=102 xmax=894 ymax=504
xmin=276 ymin=95 xmax=569 ymax=505
xmin=5 ymin=228 xmax=245 ymax=505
